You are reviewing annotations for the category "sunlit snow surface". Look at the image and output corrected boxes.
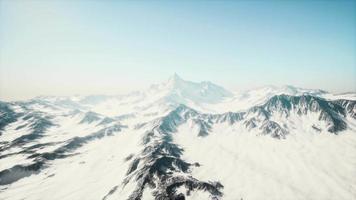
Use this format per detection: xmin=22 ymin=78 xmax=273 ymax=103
xmin=174 ymin=122 xmax=356 ymax=200
xmin=1 ymin=76 xmax=356 ymax=200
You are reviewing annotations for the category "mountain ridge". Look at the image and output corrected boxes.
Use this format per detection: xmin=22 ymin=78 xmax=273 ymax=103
xmin=1 ymin=75 xmax=356 ymax=200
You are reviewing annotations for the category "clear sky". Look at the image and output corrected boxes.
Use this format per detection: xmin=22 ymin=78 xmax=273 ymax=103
xmin=0 ymin=0 xmax=355 ymax=100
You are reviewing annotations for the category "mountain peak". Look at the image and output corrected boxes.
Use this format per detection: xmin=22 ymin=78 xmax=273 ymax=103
xmin=146 ymin=74 xmax=233 ymax=105
xmin=167 ymin=73 xmax=183 ymax=83
xmin=172 ymin=72 xmax=181 ymax=79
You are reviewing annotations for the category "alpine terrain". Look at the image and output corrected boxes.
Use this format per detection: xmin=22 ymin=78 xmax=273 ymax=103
xmin=0 ymin=74 xmax=355 ymax=200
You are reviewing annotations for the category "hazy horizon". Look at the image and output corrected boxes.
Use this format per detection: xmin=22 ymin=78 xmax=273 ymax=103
xmin=0 ymin=73 xmax=354 ymax=102
xmin=1 ymin=0 xmax=355 ymax=101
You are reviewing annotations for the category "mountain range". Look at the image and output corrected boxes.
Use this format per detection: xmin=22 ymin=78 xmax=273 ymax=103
xmin=0 ymin=75 xmax=355 ymax=200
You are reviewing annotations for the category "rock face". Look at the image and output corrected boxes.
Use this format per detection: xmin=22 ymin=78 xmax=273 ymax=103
xmin=254 ymin=95 xmax=351 ymax=134
xmin=123 ymin=133 xmax=223 ymax=199
xmin=136 ymin=95 xmax=354 ymax=140
xmin=0 ymin=102 xmax=19 ymax=134
xmin=122 ymin=106 xmax=224 ymax=200
xmin=0 ymin=101 xmax=125 ymax=186
xmin=119 ymin=95 xmax=355 ymax=199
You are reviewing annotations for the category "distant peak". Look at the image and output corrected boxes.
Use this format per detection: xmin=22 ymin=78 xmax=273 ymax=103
xmin=166 ymin=73 xmax=185 ymax=86
xmin=249 ymin=85 xmax=329 ymax=96
xmin=168 ymin=73 xmax=183 ymax=81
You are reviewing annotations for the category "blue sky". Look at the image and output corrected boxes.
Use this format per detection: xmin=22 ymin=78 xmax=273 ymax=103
xmin=0 ymin=0 xmax=355 ymax=100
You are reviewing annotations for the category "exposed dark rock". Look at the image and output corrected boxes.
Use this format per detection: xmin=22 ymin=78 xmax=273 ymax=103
xmin=123 ymin=106 xmax=224 ymax=200
xmin=247 ymin=94 xmax=355 ymax=136
xmin=0 ymin=124 xmax=125 ymax=185
xmin=102 ymin=185 xmax=119 ymax=200
xmin=80 ymin=111 xmax=101 ymax=124
xmin=12 ymin=115 xmax=54 ymax=146
xmin=0 ymin=161 xmax=44 ymax=185
xmin=0 ymin=102 xmax=20 ymax=134
xmin=260 ymin=121 xmax=287 ymax=139
xmin=98 ymin=117 xmax=116 ymax=126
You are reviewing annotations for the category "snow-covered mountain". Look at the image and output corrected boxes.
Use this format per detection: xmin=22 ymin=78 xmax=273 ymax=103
xmin=1 ymin=75 xmax=356 ymax=200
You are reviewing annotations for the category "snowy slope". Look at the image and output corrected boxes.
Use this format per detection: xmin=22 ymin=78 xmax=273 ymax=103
xmin=28 ymin=75 xmax=356 ymax=115
xmin=174 ymin=124 xmax=356 ymax=200
xmin=1 ymin=75 xmax=356 ymax=200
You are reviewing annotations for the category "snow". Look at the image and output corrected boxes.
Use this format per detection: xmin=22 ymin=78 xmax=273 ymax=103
xmin=1 ymin=75 xmax=355 ymax=200
xmin=26 ymin=76 xmax=355 ymax=117
xmin=174 ymin=122 xmax=356 ymax=200
xmin=0 ymin=128 xmax=143 ymax=200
